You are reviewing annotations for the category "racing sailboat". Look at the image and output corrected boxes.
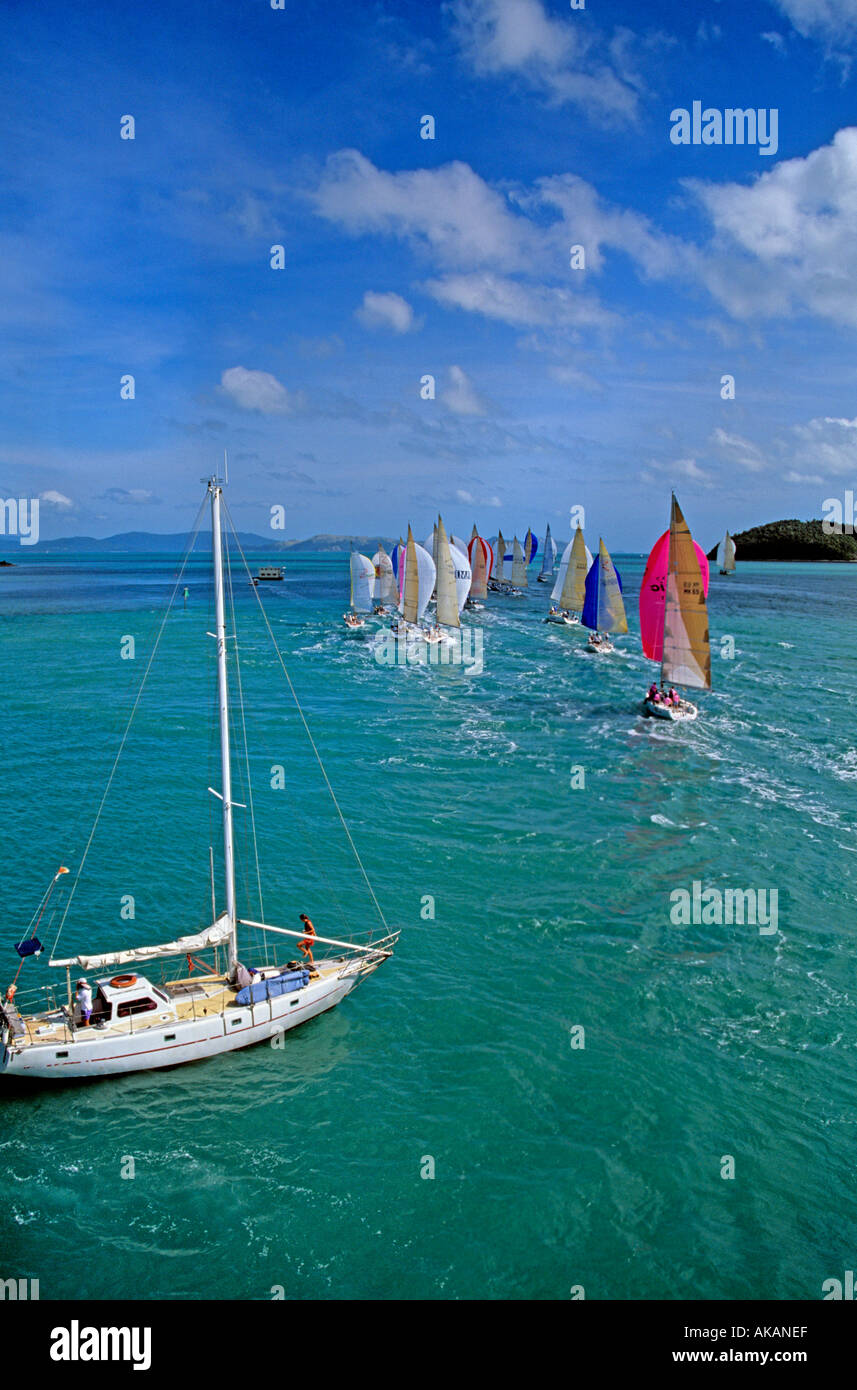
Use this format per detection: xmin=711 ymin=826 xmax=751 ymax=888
xmin=640 ymin=494 xmax=711 ymax=721
xmin=581 ymin=539 xmax=627 ymax=654
xmin=467 ymin=525 xmax=493 ymax=607
xmin=546 ymin=525 xmax=592 ymax=625
xmin=717 ymin=531 xmax=736 ymax=576
xmin=345 ymin=547 xmax=375 ymax=630
xmin=537 ymin=523 xmax=557 ymax=583
xmin=1 ymin=478 xmax=398 ymax=1080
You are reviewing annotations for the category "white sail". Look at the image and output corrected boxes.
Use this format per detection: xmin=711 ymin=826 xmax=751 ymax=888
xmin=551 ymin=531 xmax=593 ymax=605
xmin=492 ymin=531 xmax=506 ymax=581
xmin=423 ymin=524 xmax=439 ymax=569
xmin=540 ymin=524 xmax=557 ymax=577
xmin=450 ymin=544 xmax=472 ymax=611
xmin=450 ymin=534 xmax=467 ymax=556
xmin=511 ymin=536 xmax=528 ymax=587
xmin=435 ymin=517 xmax=460 ymax=628
xmin=350 ymin=551 xmax=376 ymax=611
xmin=716 ymin=531 xmax=736 ymax=573
xmin=372 ymin=545 xmax=396 ymax=601
xmin=400 ymin=527 xmax=436 ymax=623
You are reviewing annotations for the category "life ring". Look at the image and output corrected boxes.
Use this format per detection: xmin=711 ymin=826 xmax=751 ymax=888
xmin=110 ymin=974 xmax=137 ymax=989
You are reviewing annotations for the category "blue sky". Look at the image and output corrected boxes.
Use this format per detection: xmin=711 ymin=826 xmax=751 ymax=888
xmin=2 ymin=0 xmax=857 ymax=548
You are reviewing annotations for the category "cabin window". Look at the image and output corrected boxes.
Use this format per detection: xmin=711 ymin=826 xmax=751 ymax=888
xmin=163 ymin=1034 xmax=176 ymax=1042
xmin=230 ymin=1017 xmax=244 ymax=1026
xmin=116 ymin=996 xmax=159 ymax=1019
xmin=55 ymin=1050 xmax=69 ymax=1058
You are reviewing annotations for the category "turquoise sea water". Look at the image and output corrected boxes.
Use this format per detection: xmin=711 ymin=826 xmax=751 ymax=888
xmin=1 ymin=548 xmax=856 ymax=1301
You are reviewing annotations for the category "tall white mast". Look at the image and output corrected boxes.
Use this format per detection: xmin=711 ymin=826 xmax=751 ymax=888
xmin=209 ymin=477 xmax=238 ymax=968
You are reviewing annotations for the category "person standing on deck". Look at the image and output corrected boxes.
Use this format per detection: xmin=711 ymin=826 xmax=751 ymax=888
xmin=75 ymin=978 xmax=92 ymax=1027
xmin=297 ymin=914 xmax=316 ymax=964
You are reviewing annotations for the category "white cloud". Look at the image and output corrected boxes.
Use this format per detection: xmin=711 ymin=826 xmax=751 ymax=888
xmin=99 ymin=487 xmax=157 ymax=504
xmin=789 ymin=414 xmax=857 ymax=474
xmin=450 ymin=0 xmax=640 ymax=123
xmin=761 ymin=29 xmax=788 ymax=51
xmin=312 ymin=149 xmax=536 ymax=271
xmin=770 ymin=0 xmax=857 ymax=47
xmin=356 ymin=290 xmax=418 ymax=333
xmin=220 ymin=366 xmax=292 ymax=414
xmin=688 ymin=127 xmax=857 ymax=326
xmin=785 ymin=470 xmax=825 ymax=483
xmin=711 ymin=428 xmax=768 ymax=472
xmin=646 ymin=457 xmax=711 ymax=487
xmin=39 ymin=489 xmax=74 ymax=508
xmin=442 ymin=365 xmax=488 ymax=416
xmin=424 ymin=271 xmax=615 ymax=331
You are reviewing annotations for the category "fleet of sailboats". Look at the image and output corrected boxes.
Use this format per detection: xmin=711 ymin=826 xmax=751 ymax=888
xmin=345 ymin=498 xmax=716 ymax=723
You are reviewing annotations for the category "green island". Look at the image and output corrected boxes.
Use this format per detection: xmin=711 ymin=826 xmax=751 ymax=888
xmin=707 ymin=519 xmax=857 ymax=562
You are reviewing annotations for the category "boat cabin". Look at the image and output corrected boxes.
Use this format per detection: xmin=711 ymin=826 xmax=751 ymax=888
xmin=256 ymin=565 xmax=284 ymax=581
xmin=87 ymin=976 xmax=172 ymax=1026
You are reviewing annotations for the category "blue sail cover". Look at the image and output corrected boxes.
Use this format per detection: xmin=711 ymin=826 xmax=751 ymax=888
xmin=582 ymin=557 xmax=623 ymax=631
xmin=14 ymin=936 xmax=43 ymax=958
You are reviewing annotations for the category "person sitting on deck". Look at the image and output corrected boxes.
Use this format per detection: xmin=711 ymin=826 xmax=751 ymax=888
xmin=75 ymin=978 xmax=92 ymax=1027
xmin=297 ymin=914 xmax=316 ymax=964
xmin=668 ymin=687 xmax=679 ymax=706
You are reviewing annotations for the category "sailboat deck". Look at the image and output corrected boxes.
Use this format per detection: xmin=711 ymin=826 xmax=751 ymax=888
xmin=14 ymin=959 xmax=346 ymax=1049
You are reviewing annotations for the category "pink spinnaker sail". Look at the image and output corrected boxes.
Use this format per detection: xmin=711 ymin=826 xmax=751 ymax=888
xmin=639 ymin=529 xmax=709 ymax=662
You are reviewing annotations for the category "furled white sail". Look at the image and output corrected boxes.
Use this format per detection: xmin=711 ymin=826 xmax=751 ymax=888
xmin=69 ymin=913 xmax=234 ymax=973
xmin=450 ymin=544 xmax=472 ymax=611
xmin=372 ymin=545 xmax=396 ymax=601
xmin=435 ymin=517 xmax=460 ymax=628
xmin=400 ymin=527 xmax=437 ymax=623
xmin=552 ymin=529 xmax=593 ymax=606
xmin=350 ymin=551 xmax=376 ymax=611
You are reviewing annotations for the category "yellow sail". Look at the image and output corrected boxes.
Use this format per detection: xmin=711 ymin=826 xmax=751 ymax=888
xmin=594 ymin=538 xmax=628 ymax=634
xmin=435 ymin=516 xmax=460 ymax=627
xmin=559 ymin=525 xmax=589 ymax=611
xmin=662 ymin=495 xmax=711 ymax=690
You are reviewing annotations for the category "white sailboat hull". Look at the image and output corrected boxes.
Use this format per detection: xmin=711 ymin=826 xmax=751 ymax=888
xmin=545 ymin=612 xmax=578 ymax=626
xmin=2 ymin=971 xmax=364 ymax=1081
xmin=642 ymin=698 xmax=698 ymax=722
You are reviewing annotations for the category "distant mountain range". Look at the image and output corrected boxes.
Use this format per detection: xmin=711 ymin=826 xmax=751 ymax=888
xmin=0 ymin=531 xmax=398 ymax=554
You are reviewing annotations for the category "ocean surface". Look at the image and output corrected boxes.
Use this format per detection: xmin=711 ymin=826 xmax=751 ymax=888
xmin=1 ymin=546 xmax=856 ymax=1301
